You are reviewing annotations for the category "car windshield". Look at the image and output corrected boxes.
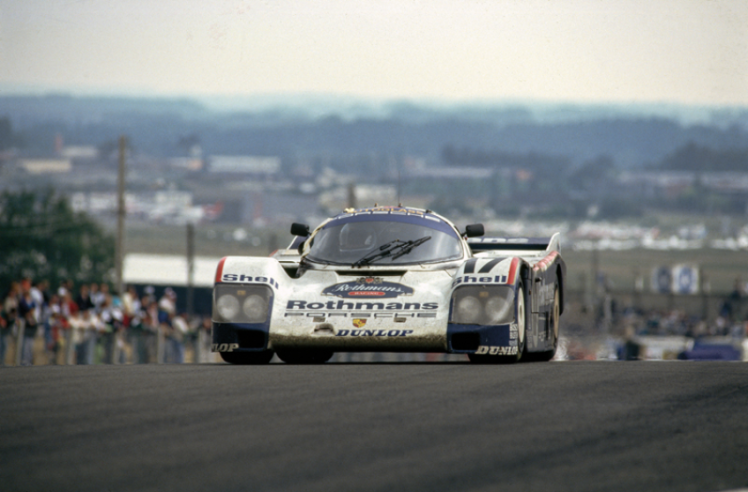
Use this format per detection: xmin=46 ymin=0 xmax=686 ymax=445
xmin=306 ymin=216 xmax=463 ymax=266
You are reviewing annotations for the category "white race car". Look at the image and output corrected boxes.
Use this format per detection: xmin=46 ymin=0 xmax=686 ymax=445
xmin=212 ymin=206 xmax=565 ymax=364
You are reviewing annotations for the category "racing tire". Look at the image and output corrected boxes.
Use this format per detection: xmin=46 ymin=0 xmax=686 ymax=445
xmin=276 ymin=349 xmax=334 ymax=364
xmin=468 ymin=278 xmax=527 ymax=364
xmin=220 ymin=350 xmax=274 ymax=365
xmin=524 ymin=281 xmax=559 ymax=362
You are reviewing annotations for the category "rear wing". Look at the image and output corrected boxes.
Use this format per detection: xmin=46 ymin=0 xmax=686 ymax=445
xmin=468 ymin=232 xmax=561 ymax=256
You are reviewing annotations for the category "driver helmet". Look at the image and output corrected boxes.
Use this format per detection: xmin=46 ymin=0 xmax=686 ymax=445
xmin=339 ymin=223 xmax=376 ymax=250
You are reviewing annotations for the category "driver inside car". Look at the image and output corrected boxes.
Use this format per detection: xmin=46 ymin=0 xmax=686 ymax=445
xmin=339 ymin=223 xmax=377 ymax=251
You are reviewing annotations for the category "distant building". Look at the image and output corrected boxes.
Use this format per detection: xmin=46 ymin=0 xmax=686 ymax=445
xmin=319 ymin=184 xmax=397 ymax=211
xmin=169 ymin=157 xmax=204 ymax=171
xmin=208 ymin=155 xmax=281 ymax=174
xmin=18 ymin=158 xmax=72 ymax=174
xmin=155 ymin=190 xmax=192 ymax=208
xmin=124 ymin=253 xmax=220 ymax=288
xmin=242 ymin=192 xmax=319 ymax=225
xmin=60 ymin=146 xmax=98 ymax=160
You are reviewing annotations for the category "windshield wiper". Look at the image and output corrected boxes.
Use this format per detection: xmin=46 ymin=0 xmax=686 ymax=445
xmin=352 ymin=236 xmax=431 ymax=268
xmin=391 ymin=236 xmax=431 ymax=260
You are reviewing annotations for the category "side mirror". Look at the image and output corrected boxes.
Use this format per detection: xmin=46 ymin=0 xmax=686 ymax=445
xmin=464 ymin=224 xmax=484 ymax=238
xmin=290 ymin=223 xmax=310 ymax=237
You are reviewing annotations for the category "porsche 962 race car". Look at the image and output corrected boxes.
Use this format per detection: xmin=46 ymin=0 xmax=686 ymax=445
xmin=212 ymin=206 xmax=565 ymax=364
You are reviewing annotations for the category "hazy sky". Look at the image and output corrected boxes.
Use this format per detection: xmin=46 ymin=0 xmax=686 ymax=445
xmin=1 ymin=0 xmax=747 ymax=105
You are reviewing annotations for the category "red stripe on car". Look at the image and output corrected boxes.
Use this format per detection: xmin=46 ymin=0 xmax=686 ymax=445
xmin=533 ymin=251 xmax=559 ymax=272
xmin=215 ymin=257 xmax=228 ymax=283
xmin=507 ymin=257 xmax=520 ymax=285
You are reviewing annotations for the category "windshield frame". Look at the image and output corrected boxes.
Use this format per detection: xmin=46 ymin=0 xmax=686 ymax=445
xmin=304 ymin=212 xmax=465 ymax=267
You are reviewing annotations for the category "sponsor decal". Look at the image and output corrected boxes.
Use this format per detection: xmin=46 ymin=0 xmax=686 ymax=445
xmin=452 ymin=275 xmax=508 ymax=288
xmin=509 ymin=326 xmax=519 ymax=340
xmin=286 ymin=300 xmax=437 ymax=311
xmin=470 ymin=237 xmax=530 ymax=244
xmin=212 ymin=343 xmax=240 ymax=352
xmin=535 ymin=283 xmax=554 ymax=308
xmin=322 ymin=277 xmax=414 ymax=299
xmin=347 ymin=206 xmax=433 ymax=218
xmin=335 ymin=329 xmax=414 ymax=337
xmin=475 ymin=345 xmax=518 ymax=356
xmin=220 ymin=274 xmax=279 ymax=289
xmin=353 ymin=318 xmax=367 ymax=328
xmin=284 ymin=312 xmax=436 ymax=319
xmin=358 ymin=277 xmax=382 ymax=284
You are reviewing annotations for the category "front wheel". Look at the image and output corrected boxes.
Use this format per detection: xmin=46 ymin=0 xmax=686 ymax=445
xmin=469 ymin=278 xmax=526 ymax=364
xmin=220 ymin=350 xmax=274 ymax=365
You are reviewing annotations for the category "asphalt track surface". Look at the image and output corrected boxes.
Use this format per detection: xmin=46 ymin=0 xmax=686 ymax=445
xmin=1 ymin=361 xmax=747 ymax=492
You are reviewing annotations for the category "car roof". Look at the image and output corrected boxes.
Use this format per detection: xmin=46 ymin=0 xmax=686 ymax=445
xmin=326 ymin=206 xmax=459 ymax=237
xmin=333 ymin=205 xmax=440 ymax=220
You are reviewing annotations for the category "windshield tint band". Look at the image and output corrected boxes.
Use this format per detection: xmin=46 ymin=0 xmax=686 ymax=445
xmin=323 ymin=213 xmax=459 ymax=238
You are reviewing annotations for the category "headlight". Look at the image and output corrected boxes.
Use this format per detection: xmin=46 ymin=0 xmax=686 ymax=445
xmin=455 ymin=296 xmax=482 ymax=324
xmin=243 ymin=294 xmax=268 ymax=323
xmin=485 ymin=295 xmax=512 ymax=324
xmin=213 ymin=284 xmax=272 ymax=323
xmin=451 ymin=286 xmax=515 ymax=325
xmin=216 ymin=294 xmax=240 ymax=321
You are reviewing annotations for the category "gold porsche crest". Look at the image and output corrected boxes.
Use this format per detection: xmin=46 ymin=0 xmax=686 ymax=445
xmin=352 ymin=318 xmax=367 ymax=328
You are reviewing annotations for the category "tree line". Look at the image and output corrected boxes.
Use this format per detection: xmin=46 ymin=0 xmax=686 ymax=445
xmin=0 ymin=190 xmax=114 ymax=290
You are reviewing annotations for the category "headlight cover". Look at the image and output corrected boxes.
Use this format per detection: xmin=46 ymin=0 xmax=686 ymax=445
xmin=216 ymin=294 xmax=240 ymax=320
xmin=455 ymin=295 xmax=482 ymax=324
xmin=242 ymin=294 xmax=268 ymax=323
xmin=450 ymin=285 xmax=515 ymax=325
xmin=213 ymin=284 xmax=272 ymax=324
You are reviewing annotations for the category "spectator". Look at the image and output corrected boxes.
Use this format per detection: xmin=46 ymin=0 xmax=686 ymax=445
xmin=4 ymin=282 xmax=20 ymax=313
xmin=197 ymin=316 xmax=214 ymax=363
xmin=47 ymin=311 xmax=66 ymax=365
xmin=99 ymin=294 xmax=124 ymax=363
xmin=0 ymin=306 xmax=17 ymax=366
xmin=30 ymin=279 xmax=47 ymax=322
xmin=90 ymin=283 xmax=102 ymax=312
xmin=57 ymin=279 xmax=73 ymax=299
xmin=127 ymin=295 xmax=150 ymax=364
xmin=158 ymin=288 xmax=176 ymax=316
xmin=145 ymin=296 xmax=160 ymax=362
xmin=76 ymin=284 xmax=94 ymax=313
xmin=17 ymin=282 xmax=39 ymax=366
xmin=121 ymin=285 xmax=139 ymax=322
xmin=61 ymin=290 xmax=78 ymax=318
xmin=1 ymin=283 xmax=21 ymax=366
xmin=619 ymin=326 xmax=641 ymax=361
xmin=70 ymin=309 xmax=101 ymax=365
xmin=42 ymin=293 xmax=59 ymax=364
xmin=168 ymin=312 xmax=189 ymax=363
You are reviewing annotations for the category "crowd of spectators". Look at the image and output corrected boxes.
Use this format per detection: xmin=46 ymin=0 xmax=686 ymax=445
xmin=1 ymin=278 xmax=212 ymax=366
xmin=617 ymin=307 xmax=747 ymax=339
xmin=612 ymin=278 xmax=748 ymax=340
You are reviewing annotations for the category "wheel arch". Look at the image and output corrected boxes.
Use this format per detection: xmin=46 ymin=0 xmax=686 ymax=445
xmin=556 ymin=264 xmax=565 ymax=315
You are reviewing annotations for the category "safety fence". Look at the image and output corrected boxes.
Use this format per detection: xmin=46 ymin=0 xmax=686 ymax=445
xmin=1 ymin=320 xmax=218 ymax=366
xmin=0 ymin=322 xmax=469 ymax=366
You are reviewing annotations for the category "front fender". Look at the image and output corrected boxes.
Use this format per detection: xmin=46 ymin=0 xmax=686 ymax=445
xmin=215 ymin=256 xmax=289 ymax=288
xmin=212 ymin=256 xmax=288 ymax=353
